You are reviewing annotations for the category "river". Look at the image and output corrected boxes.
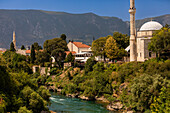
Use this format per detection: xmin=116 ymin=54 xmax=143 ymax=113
xmin=49 ymin=92 xmax=116 ymax=113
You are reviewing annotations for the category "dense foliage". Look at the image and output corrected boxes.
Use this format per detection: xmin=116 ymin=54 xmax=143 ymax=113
xmin=43 ymin=37 xmax=68 ymax=68
xmin=32 ymin=42 xmax=42 ymax=51
xmin=92 ymin=32 xmax=129 ymax=61
xmin=65 ymin=52 xmax=74 ymax=63
xmin=0 ymin=51 xmax=51 ymax=113
xmin=105 ymin=36 xmax=127 ymax=60
xmin=53 ymin=58 xmax=170 ymax=112
xmin=148 ymin=26 xmax=170 ymax=58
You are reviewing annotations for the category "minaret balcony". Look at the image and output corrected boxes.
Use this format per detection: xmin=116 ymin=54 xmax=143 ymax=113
xmin=129 ymin=8 xmax=136 ymax=14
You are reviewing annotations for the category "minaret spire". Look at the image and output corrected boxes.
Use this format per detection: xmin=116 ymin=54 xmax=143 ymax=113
xmin=129 ymin=0 xmax=137 ymax=61
xmin=13 ymin=31 xmax=16 ymax=50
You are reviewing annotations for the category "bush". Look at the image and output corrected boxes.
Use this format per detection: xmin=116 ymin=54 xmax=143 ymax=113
xmin=129 ymin=74 xmax=169 ymax=111
xmin=18 ymin=106 xmax=33 ymax=113
xmin=150 ymin=86 xmax=170 ymax=113
xmin=84 ymin=57 xmax=96 ymax=73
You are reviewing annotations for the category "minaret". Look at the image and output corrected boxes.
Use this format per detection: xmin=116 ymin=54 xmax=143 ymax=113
xmin=129 ymin=0 xmax=137 ymax=61
xmin=13 ymin=31 xmax=16 ymax=49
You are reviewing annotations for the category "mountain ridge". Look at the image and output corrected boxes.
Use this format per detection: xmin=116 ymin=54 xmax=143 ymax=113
xmin=0 ymin=9 xmax=169 ymax=48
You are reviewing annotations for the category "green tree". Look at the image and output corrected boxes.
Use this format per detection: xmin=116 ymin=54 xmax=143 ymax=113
xmin=20 ymin=86 xmax=48 ymax=113
xmin=60 ymin=34 xmax=67 ymax=40
xmin=32 ymin=42 xmax=42 ymax=50
xmin=43 ymin=38 xmax=68 ymax=54
xmin=113 ymin=32 xmax=129 ymax=49
xmin=44 ymin=38 xmax=68 ymax=68
xmin=10 ymin=42 xmax=16 ymax=52
xmin=31 ymin=45 xmax=35 ymax=64
xmin=84 ymin=57 xmax=96 ymax=73
xmin=65 ymin=52 xmax=74 ymax=63
xmin=37 ymin=86 xmax=51 ymax=102
xmin=91 ymin=37 xmax=108 ymax=61
xmin=51 ymin=48 xmax=66 ymax=68
xmin=35 ymin=51 xmax=50 ymax=66
xmin=21 ymin=45 xmax=26 ymax=50
xmin=105 ymin=36 xmax=127 ymax=60
xmin=129 ymin=74 xmax=168 ymax=111
xmin=148 ymin=27 xmax=170 ymax=57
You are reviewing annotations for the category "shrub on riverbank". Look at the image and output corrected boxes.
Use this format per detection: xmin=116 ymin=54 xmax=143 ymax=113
xmin=53 ymin=58 xmax=170 ymax=112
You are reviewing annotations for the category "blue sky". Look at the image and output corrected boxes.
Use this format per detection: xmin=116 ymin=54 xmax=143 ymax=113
xmin=0 ymin=0 xmax=169 ymax=20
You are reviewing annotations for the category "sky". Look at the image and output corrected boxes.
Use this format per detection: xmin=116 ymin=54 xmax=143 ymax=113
xmin=0 ymin=0 xmax=170 ymax=21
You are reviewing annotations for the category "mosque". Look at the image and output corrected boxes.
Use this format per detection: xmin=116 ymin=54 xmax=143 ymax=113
xmin=128 ymin=0 xmax=163 ymax=62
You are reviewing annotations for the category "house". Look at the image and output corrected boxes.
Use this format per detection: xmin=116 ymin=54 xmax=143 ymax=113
xmin=67 ymin=41 xmax=93 ymax=62
xmin=67 ymin=41 xmax=91 ymax=53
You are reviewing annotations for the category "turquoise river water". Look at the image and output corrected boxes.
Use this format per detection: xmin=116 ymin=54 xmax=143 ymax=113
xmin=49 ymin=92 xmax=116 ymax=113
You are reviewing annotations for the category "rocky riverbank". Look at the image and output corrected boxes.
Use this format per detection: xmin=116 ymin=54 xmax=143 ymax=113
xmin=47 ymin=86 xmax=134 ymax=112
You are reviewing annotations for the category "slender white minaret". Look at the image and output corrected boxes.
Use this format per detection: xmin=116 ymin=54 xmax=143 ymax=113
xmin=13 ymin=31 xmax=16 ymax=49
xmin=129 ymin=0 xmax=137 ymax=61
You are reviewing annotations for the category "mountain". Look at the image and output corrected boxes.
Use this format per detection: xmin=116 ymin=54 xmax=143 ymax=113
xmin=0 ymin=9 xmax=169 ymax=48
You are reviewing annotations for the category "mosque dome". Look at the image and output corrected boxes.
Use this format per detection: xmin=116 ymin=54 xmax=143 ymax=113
xmin=140 ymin=21 xmax=163 ymax=31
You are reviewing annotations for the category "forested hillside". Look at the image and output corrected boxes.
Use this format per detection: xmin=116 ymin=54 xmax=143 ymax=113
xmin=0 ymin=9 xmax=169 ymax=48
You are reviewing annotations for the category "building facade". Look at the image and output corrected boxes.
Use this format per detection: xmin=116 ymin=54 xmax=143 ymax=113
xmin=136 ymin=21 xmax=163 ymax=61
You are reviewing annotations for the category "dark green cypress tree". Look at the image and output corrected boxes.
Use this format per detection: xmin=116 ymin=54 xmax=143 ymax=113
xmin=31 ymin=45 xmax=35 ymax=64
xmin=60 ymin=34 xmax=67 ymax=40
xmin=10 ymin=42 xmax=16 ymax=52
xmin=21 ymin=45 xmax=26 ymax=50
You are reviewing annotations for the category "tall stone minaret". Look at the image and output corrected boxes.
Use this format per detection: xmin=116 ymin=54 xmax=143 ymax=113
xmin=129 ymin=0 xmax=137 ymax=61
xmin=13 ymin=31 xmax=16 ymax=49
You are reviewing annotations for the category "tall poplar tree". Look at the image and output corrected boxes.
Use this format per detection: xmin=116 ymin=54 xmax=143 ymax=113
xmin=31 ymin=45 xmax=35 ymax=64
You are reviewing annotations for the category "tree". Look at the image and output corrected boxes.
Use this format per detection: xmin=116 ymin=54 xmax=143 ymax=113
xmin=129 ymin=74 xmax=168 ymax=111
xmin=113 ymin=32 xmax=129 ymax=49
xmin=18 ymin=106 xmax=33 ymax=113
xmin=84 ymin=57 xmax=96 ymax=73
xmin=148 ymin=27 xmax=170 ymax=57
xmin=43 ymin=38 xmax=68 ymax=68
xmin=91 ymin=37 xmax=108 ymax=61
xmin=10 ymin=42 xmax=16 ymax=52
xmin=43 ymin=38 xmax=68 ymax=54
xmin=32 ymin=42 xmax=42 ymax=50
xmin=60 ymin=34 xmax=67 ymax=41
xmin=20 ymin=86 xmax=48 ymax=113
xmin=35 ymin=51 xmax=50 ymax=66
xmin=65 ymin=52 xmax=74 ymax=63
xmin=51 ymin=48 xmax=66 ymax=68
xmin=31 ymin=45 xmax=35 ymax=64
xmin=37 ymin=86 xmax=51 ymax=102
xmin=105 ymin=36 xmax=127 ymax=60
xmin=21 ymin=45 xmax=26 ymax=50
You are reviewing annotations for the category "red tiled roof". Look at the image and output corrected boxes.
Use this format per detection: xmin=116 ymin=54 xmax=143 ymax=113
xmin=65 ymin=51 xmax=76 ymax=55
xmin=26 ymin=50 xmax=31 ymax=54
xmin=72 ymin=42 xmax=90 ymax=48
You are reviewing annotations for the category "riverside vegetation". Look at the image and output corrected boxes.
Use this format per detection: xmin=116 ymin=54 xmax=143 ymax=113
xmin=0 ymin=27 xmax=169 ymax=113
xmin=49 ymin=58 xmax=170 ymax=113
xmin=0 ymin=51 xmax=51 ymax=113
